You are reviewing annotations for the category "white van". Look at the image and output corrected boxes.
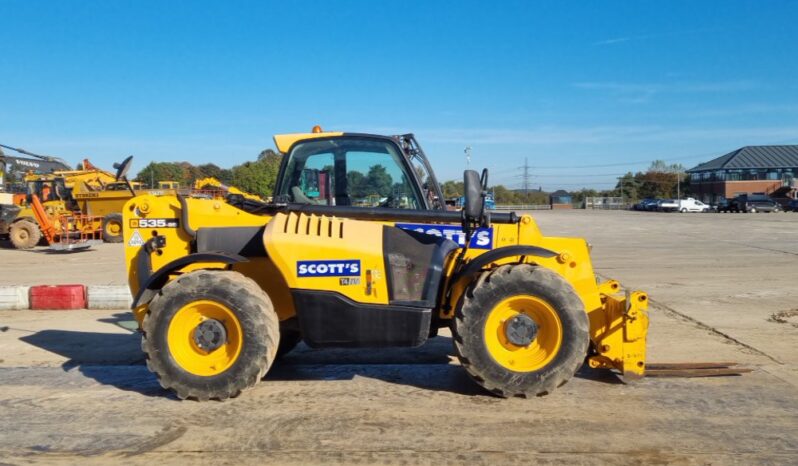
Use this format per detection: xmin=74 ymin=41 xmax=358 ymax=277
xmin=678 ymin=198 xmax=710 ymax=213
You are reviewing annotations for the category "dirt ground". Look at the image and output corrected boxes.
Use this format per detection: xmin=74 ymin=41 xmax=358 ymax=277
xmin=0 ymin=210 xmax=796 ymax=464
xmin=0 ymin=240 xmax=127 ymax=286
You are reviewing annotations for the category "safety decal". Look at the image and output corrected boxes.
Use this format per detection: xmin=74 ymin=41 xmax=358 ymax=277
xmin=394 ymin=223 xmax=493 ymax=249
xmin=128 ymin=230 xmax=144 ymax=247
xmin=297 ymin=260 xmax=361 ymax=277
xmin=129 ymin=218 xmax=180 ymax=228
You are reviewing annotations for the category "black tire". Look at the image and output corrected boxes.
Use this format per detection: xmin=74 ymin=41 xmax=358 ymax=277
xmin=9 ymin=220 xmax=41 ymax=249
xmin=453 ymin=264 xmax=589 ymax=397
xmin=102 ymin=213 xmax=124 ymax=243
xmin=142 ymin=270 xmax=280 ymax=401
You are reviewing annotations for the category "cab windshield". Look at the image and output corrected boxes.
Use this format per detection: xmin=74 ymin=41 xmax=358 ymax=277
xmin=277 ymin=136 xmax=424 ymax=209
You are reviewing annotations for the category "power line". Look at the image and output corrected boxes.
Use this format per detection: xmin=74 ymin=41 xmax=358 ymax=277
xmin=528 ymin=172 xmax=626 ymax=178
xmin=486 ymin=148 xmax=721 ymax=172
xmin=521 ymin=157 xmax=531 ymax=197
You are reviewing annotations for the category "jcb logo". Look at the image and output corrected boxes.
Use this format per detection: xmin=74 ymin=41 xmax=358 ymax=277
xmin=130 ymin=218 xmax=179 ymax=228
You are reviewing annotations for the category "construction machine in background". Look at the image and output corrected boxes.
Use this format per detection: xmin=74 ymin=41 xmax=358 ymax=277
xmin=122 ymin=128 xmax=654 ymax=401
xmin=0 ymin=144 xmax=141 ymax=248
xmin=0 ymin=143 xmax=73 ymax=187
xmin=2 ymin=158 xmax=126 ymax=248
xmin=193 ymin=177 xmax=265 ymax=202
xmin=0 ymin=144 xmax=113 ymax=248
xmin=2 ymin=143 xmax=266 ymax=249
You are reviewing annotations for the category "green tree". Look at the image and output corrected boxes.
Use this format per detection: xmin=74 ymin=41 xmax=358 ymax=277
xmin=347 ymin=171 xmax=367 ymax=197
xmin=226 ymin=149 xmax=283 ymax=197
xmin=231 ymin=157 xmax=281 ymax=197
xmin=364 ymin=164 xmax=393 ymax=197
xmin=196 ymin=163 xmax=233 ymax=184
xmin=135 ymin=162 xmax=189 ymax=187
xmin=614 ymin=171 xmax=640 ymax=201
xmin=441 ymin=180 xmax=464 ymax=198
xmin=569 ymin=188 xmax=599 ymax=205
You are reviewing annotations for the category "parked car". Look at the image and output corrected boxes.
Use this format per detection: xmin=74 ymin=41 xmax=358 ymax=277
xmin=677 ymin=198 xmax=710 ymax=213
xmin=657 ymin=199 xmax=679 ymax=212
xmin=633 ymin=198 xmax=657 ymax=211
xmin=785 ymin=199 xmax=798 ymax=212
xmin=729 ymin=194 xmax=781 ymax=213
xmin=714 ymin=199 xmax=732 ymax=213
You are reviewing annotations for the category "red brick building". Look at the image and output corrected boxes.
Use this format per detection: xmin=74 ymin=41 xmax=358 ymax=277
xmin=686 ymin=145 xmax=798 ymax=204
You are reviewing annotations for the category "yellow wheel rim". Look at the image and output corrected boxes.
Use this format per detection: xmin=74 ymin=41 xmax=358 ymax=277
xmin=166 ymin=300 xmax=243 ymax=376
xmin=484 ymin=295 xmax=563 ymax=372
xmin=106 ymin=221 xmax=122 ymax=236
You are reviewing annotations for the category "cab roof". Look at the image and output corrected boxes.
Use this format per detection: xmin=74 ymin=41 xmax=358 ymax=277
xmin=272 ymin=131 xmax=345 ymax=154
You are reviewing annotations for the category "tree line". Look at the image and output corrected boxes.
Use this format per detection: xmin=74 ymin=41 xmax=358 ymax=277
xmin=135 ymin=149 xmax=282 ymax=197
xmin=439 ymin=160 xmax=689 ymax=205
xmin=134 ymin=153 xmax=688 ymax=205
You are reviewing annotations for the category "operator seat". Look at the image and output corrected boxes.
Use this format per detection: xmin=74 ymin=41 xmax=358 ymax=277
xmin=291 ymin=186 xmax=324 ymax=205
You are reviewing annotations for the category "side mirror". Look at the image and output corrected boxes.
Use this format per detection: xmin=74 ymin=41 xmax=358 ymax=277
xmin=112 ymin=155 xmax=136 ymax=196
xmin=114 ymin=155 xmax=133 ymax=182
xmin=463 ymin=169 xmax=483 ymax=220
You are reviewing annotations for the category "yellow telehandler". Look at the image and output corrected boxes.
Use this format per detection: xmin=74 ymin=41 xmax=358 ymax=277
xmin=122 ymin=129 xmax=657 ymax=401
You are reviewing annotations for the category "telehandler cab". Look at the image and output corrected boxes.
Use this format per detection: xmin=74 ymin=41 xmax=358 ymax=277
xmin=123 ymin=129 xmax=650 ymax=400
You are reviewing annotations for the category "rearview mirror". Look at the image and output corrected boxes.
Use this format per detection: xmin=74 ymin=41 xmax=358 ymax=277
xmin=463 ymin=169 xmax=483 ymax=220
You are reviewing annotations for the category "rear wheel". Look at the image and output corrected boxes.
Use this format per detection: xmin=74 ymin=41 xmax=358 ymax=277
xmin=142 ymin=270 xmax=279 ymax=400
xmin=102 ymin=213 xmax=124 ymax=243
xmin=9 ymin=220 xmax=41 ymax=249
xmin=453 ymin=264 xmax=589 ymax=397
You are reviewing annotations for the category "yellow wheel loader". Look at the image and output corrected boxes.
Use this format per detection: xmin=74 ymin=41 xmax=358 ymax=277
xmin=123 ymin=129 xmax=650 ymax=400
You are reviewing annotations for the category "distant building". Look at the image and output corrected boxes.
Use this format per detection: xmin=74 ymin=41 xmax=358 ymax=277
xmin=686 ymin=145 xmax=798 ymax=204
xmin=549 ymin=190 xmax=573 ymax=209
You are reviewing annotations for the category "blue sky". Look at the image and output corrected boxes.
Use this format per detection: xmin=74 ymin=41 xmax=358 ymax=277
xmin=2 ymin=1 xmax=797 ymax=190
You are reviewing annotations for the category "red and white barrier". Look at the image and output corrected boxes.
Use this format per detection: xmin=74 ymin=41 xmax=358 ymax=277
xmin=29 ymin=285 xmax=86 ymax=310
xmin=0 ymin=285 xmax=132 ymax=310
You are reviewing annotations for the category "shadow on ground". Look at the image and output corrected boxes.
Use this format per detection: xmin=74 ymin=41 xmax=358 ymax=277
xmin=18 ymin=329 xmax=170 ymax=398
xmin=18 ymin=329 xmax=622 ymax=399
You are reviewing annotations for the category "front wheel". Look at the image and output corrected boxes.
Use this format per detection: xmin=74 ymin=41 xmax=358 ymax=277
xmin=142 ymin=270 xmax=279 ymax=400
xmin=453 ymin=264 xmax=589 ymax=397
xmin=680 ymin=208 xmax=687 ymax=213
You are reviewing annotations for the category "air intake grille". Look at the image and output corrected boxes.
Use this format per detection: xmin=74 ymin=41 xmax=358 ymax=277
xmin=282 ymin=213 xmax=344 ymax=239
